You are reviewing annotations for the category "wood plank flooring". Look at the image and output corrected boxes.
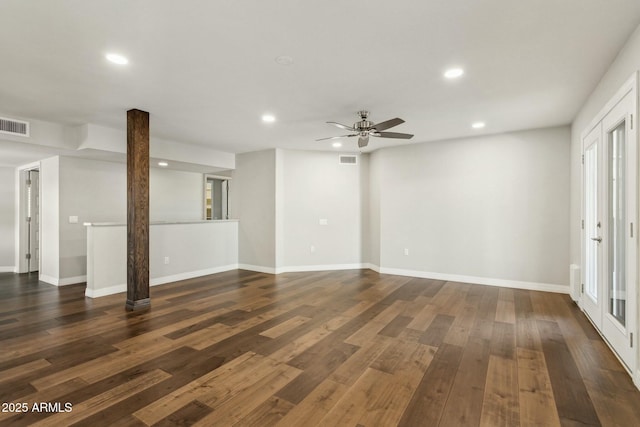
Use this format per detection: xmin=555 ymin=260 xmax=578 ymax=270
xmin=1 ymin=269 xmax=639 ymax=426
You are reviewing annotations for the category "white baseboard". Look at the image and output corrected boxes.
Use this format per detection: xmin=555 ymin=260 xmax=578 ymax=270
xmin=237 ymin=264 xmax=277 ymax=274
xmin=237 ymin=263 xmax=567 ymax=294
xmin=363 ymin=263 xmax=380 ymax=272
xmin=238 ymin=263 xmax=369 ymax=275
xmin=86 ymin=284 xmax=126 ymax=298
xmin=59 ymin=275 xmax=87 ymax=286
xmin=0 ymin=266 xmax=15 ymax=273
xmin=84 ymin=263 xmax=570 ymax=298
xmin=85 ymin=264 xmax=239 ymax=298
xmin=39 ymin=274 xmax=86 ymax=286
xmin=377 ymin=267 xmax=570 ymax=294
xmin=276 ymin=263 xmax=368 ymax=274
xmin=39 ymin=274 xmax=58 ymax=286
xmin=149 ymin=264 xmax=238 ymax=286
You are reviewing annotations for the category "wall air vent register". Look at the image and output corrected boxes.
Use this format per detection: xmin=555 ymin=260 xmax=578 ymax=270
xmin=0 ymin=117 xmax=30 ymax=137
xmin=339 ymin=155 xmax=358 ymax=165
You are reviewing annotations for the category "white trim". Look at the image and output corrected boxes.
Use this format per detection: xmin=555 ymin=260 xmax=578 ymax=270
xmin=84 ymin=264 xmax=238 ymax=298
xmin=39 ymin=274 xmax=86 ymax=286
xmin=58 ymin=275 xmax=86 ymax=286
xmin=238 ymin=264 xmax=277 ymax=274
xmin=39 ymin=274 xmax=58 ymax=285
xmin=149 ymin=264 xmax=238 ymax=286
xmin=237 ymin=263 xmax=567 ymax=294
xmin=238 ymin=263 xmax=372 ymax=275
xmin=276 ymin=263 xmax=369 ymax=274
xmin=86 ymin=284 xmax=125 ymax=298
xmin=363 ymin=263 xmax=380 ymax=272
xmin=582 ymin=72 xmax=638 ymax=140
xmin=83 ymin=263 xmax=572 ymax=297
xmin=376 ymin=267 xmax=570 ymax=294
xmin=0 ymin=266 xmax=15 ymax=273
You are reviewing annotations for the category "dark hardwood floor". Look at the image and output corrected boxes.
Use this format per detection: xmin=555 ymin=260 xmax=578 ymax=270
xmin=1 ymin=269 xmax=639 ymax=426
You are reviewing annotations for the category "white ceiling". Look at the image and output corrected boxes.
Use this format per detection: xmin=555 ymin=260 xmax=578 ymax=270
xmin=1 ymin=0 xmax=639 ymax=162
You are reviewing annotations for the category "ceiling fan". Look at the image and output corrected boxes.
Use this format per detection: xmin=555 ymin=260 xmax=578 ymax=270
xmin=317 ymin=110 xmax=413 ymax=148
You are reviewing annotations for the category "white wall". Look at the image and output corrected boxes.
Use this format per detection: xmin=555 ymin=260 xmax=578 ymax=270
xmin=371 ymin=126 xmax=571 ymax=288
xmin=58 ymin=156 xmax=126 ymax=280
xmin=359 ymin=153 xmax=370 ymax=264
xmin=571 ymin=24 xmax=640 ymax=273
xmin=369 ymin=151 xmax=382 ymax=266
xmin=0 ymin=167 xmax=15 ymax=270
xmin=45 ymin=156 xmax=206 ymax=283
xmin=231 ymin=150 xmax=277 ymax=270
xmin=86 ymin=221 xmax=238 ymax=297
xmin=150 ymin=168 xmax=203 ymax=221
xmin=40 ymin=156 xmax=59 ymax=283
xmin=280 ymin=150 xmax=366 ymax=268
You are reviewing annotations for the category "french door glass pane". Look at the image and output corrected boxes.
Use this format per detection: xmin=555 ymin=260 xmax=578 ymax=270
xmin=608 ymin=121 xmax=626 ymax=326
xmin=585 ymin=143 xmax=598 ymax=302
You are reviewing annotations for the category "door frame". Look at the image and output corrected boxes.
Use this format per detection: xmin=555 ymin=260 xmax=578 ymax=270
xmin=15 ymin=161 xmax=41 ymax=274
xmin=580 ymin=71 xmax=639 ymax=386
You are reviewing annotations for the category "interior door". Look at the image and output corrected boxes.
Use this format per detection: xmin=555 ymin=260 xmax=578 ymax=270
xmin=582 ymin=89 xmax=637 ymax=371
xmin=31 ymin=170 xmax=39 ymax=272
xmin=600 ymin=91 xmax=636 ymax=370
xmin=583 ymin=123 xmax=603 ymax=328
xmin=26 ymin=169 xmax=40 ymax=273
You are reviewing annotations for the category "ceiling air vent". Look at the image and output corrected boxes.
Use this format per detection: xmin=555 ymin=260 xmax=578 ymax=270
xmin=339 ymin=155 xmax=358 ymax=165
xmin=0 ymin=117 xmax=30 ymax=137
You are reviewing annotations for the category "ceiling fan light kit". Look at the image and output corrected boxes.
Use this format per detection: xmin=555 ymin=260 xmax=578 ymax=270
xmin=317 ymin=110 xmax=414 ymax=148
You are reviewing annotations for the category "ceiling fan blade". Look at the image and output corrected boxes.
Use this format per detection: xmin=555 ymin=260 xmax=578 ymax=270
xmin=316 ymin=134 xmax=356 ymax=141
xmin=327 ymin=121 xmax=356 ymax=131
xmin=375 ymin=131 xmax=414 ymax=139
xmin=372 ymin=118 xmax=404 ymax=132
xmin=358 ymin=135 xmax=369 ymax=148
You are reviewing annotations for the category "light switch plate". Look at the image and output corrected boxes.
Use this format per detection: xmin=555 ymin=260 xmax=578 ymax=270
xmin=69 ymin=216 xmax=78 ymax=224
xmin=319 ymin=218 xmax=328 ymax=225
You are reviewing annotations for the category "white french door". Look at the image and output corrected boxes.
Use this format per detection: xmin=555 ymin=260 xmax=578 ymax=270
xmin=583 ymin=123 xmax=602 ymax=327
xmin=582 ymin=85 xmax=637 ymax=372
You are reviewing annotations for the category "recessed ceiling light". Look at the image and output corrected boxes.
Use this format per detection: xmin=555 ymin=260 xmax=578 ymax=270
xmin=275 ymin=56 xmax=294 ymax=65
xmin=262 ymin=114 xmax=276 ymax=123
xmin=105 ymin=53 xmax=129 ymax=65
xmin=158 ymin=161 xmax=168 ymax=167
xmin=332 ymin=142 xmax=342 ymax=148
xmin=444 ymin=68 xmax=464 ymax=79
xmin=471 ymin=122 xmax=486 ymax=129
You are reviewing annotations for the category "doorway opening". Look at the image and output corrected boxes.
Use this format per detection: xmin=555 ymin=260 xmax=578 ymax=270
xmin=204 ymin=175 xmax=230 ymax=220
xmin=17 ymin=166 xmax=39 ymax=274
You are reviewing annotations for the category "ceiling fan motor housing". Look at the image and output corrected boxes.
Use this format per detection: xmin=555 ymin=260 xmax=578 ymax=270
xmin=355 ymin=110 xmax=373 ymax=130
xmin=355 ymin=120 xmax=374 ymax=131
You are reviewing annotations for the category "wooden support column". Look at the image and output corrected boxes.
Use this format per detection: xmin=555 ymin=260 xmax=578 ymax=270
xmin=126 ymin=109 xmax=150 ymax=311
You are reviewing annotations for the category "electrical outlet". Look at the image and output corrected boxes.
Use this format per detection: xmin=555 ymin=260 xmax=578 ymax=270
xmin=404 ymin=248 xmax=409 ymax=256
xmin=310 ymin=245 xmax=316 ymax=253
xmin=164 ymin=256 xmax=170 ymax=265
xmin=68 ymin=216 xmax=78 ymax=224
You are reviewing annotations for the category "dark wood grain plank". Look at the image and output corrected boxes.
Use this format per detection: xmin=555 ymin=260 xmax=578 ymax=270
xmin=419 ymin=313 xmax=455 ymax=346
xmin=152 ymin=400 xmax=212 ymax=427
xmin=397 ymin=343 xmax=464 ymax=426
xmin=378 ymin=314 xmax=412 ymax=338
xmin=537 ymin=319 xmax=601 ymax=426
